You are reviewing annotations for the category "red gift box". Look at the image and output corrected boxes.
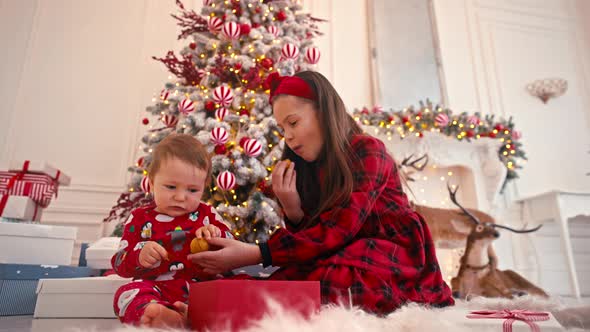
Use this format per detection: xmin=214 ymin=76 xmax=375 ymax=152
xmin=189 ymin=280 xmax=320 ymax=331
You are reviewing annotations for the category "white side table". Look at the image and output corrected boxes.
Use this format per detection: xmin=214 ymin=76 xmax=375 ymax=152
xmin=517 ymin=191 xmax=590 ymax=298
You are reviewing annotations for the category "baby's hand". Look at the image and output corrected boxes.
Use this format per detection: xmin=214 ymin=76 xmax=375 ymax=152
xmin=138 ymin=241 xmax=168 ymax=269
xmin=195 ymin=224 xmax=221 ymax=239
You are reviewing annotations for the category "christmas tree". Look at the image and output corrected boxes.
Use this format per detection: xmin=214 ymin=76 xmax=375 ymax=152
xmin=105 ymin=0 xmax=324 ymax=243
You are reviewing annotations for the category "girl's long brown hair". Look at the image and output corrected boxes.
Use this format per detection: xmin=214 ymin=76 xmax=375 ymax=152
xmin=279 ymin=71 xmax=362 ymax=228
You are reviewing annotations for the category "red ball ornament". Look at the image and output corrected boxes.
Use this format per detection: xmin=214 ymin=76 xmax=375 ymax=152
xmin=466 ymin=130 xmax=475 ymax=138
xmin=240 ymin=23 xmax=251 ymax=35
xmin=276 ymin=11 xmax=287 ymax=21
xmin=252 ymin=22 xmax=260 ymax=28
xmin=215 ymin=145 xmax=227 ymax=155
xmin=418 ymin=132 xmax=424 ymax=138
xmin=205 ymin=100 xmax=216 ymax=112
xmin=238 ymin=109 xmax=250 ymax=116
xmin=142 ymin=118 xmax=149 ymax=125
xmin=234 ymin=62 xmax=242 ymax=71
xmin=239 ymin=137 xmax=250 ymax=148
xmin=488 ymin=132 xmax=497 ymax=138
xmin=137 ymin=157 xmax=144 ymax=167
xmin=260 ymin=58 xmax=274 ymax=69
xmin=494 ymin=124 xmax=504 ymax=131
xmin=402 ymin=116 xmax=410 ymax=123
xmin=189 ymin=42 xmax=196 ymax=50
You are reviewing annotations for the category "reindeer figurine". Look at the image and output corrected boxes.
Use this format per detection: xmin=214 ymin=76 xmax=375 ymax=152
xmin=446 ymin=184 xmax=548 ymax=299
xmin=397 ymin=154 xmax=498 ymax=249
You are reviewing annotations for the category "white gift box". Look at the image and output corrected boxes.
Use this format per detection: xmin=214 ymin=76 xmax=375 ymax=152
xmin=9 ymin=160 xmax=71 ymax=186
xmin=445 ymin=308 xmax=564 ymax=332
xmin=34 ymin=275 xmax=131 ymax=318
xmin=86 ymin=237 xmax=121 ymax=269
xmin=0 ymin=195 xmax=43 ymax=221
xmin=0 ymin=222 xmax=76 ymax=265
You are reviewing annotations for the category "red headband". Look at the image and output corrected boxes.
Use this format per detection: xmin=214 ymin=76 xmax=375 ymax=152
xmin=265 ymin=72 xmax=317 ymax=104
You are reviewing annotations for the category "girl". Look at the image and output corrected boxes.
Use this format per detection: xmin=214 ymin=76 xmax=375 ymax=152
xmin=189 ymin=71 xmax=454 ymax=314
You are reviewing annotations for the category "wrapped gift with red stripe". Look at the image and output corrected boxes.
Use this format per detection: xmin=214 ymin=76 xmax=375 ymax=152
xmin=0 ymin=161 xmax=70 ymax=218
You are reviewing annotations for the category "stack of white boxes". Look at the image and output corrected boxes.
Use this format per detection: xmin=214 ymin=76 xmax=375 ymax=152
xmin=34 ymin=237 xmax=129 ymax=318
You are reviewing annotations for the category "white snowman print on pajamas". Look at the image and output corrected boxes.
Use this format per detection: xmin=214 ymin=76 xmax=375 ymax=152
xmin=117 ymin=288 xmax=140 ymax=317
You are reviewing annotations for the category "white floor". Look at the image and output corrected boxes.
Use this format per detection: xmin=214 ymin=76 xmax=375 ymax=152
xmin=0 ymin=317 xmax=119 ymax=332
xmin=1 ymin=297 xmax=590 ymax=332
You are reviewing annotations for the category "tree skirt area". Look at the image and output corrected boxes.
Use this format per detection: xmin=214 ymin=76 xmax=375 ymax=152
xmin=106 ymin=296 xmax=589 ymax=332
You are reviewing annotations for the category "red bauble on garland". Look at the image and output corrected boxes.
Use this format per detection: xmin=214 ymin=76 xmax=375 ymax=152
xmin=260 ymin=58 xmax=274 ymax=69
xmin=205 ymin=100 xmax=216 ymax=111
xmin=494 ymin=124 xmax=505 ymax=132
xmin=142 ymin=118 xmax=149 ymax=125
xmin=189 ymin=42 xmax=196 ymax=50
xmin=238 ymin=109 xmax=250 ymax=116
xmin=466 ymin=130 xmax=475 ymax=138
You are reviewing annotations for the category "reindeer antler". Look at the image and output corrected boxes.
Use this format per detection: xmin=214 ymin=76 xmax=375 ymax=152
xmin=493 ymin=223 xmax=543 ymax=233
xmin=447 ymin=183 xmax=481 ymax=225
xmin=401 ymin=154 xmax=429 ymax=171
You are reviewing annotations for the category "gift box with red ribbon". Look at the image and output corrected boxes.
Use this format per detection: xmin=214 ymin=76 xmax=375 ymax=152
xmin=465 ymin=309 xmax=564 ymax=332
xmin=0 ymin=161 xmax=70 ymax=219
xmin=189 ymin=280 xmax=320 ymax=331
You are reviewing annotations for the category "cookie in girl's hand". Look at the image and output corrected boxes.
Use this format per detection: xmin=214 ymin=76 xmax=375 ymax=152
xmin=190 ymin=237 xmax=209 ymax=254
xmin=284 ymin=159 xmax=291 ymax=167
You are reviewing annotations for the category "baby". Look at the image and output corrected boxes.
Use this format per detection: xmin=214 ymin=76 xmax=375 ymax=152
xmin=111 ymin=133 xmax=233 ymax=328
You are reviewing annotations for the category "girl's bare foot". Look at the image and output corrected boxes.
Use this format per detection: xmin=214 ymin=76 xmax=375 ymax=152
xmin=140 ymin=303 xmax=185 ymax=328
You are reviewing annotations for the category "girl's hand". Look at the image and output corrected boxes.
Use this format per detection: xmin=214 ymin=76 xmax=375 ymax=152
xmin=187 ymin=238 xmax=262 ymax=275
xmin=138 ymin=241 xmax=168 ymax=268
xmin=272 ymin=160 xmax=303 ymax=220
xmin=195 ymin=224 xmax=221 ymax=239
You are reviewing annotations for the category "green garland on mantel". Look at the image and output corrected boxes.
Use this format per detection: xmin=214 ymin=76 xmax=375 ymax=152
xmin=353 ymin=101 xmax=527 ymax=189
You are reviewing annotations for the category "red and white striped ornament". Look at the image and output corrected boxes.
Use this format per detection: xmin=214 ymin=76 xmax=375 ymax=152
xmin=216 ymin=171 xmax=236 ymax=191
xmin=281 ymin=43 xmax=299 ymax=60
xmin=243 ymin=138 xmax=262 ymax=157
xmin=467 ymin=115 xmax=479 ymax=126
xmin=210 ymin=127 xmax=229 ymax=145
xmin=208 ymin=17 xmax=223 ymax=33
xmin=215 ymin=107 xmax=229 ymax=121
xmin=140 ymin=176 xmax=151 ymax=193
xmin=267 ymin=25 xmax=279 ymax=37
xmin=178 ymin=98 xmax=195 ymax=115
xmin=162 ymin=114 xmax=178 ymax=128
xmin=160 ymin=89 xmax=170 ymax=101
xmin=305 ymin=47 xmax=320 ymax=64
xmin=435 ymin=113 xmax=450 ymax=127
xmin=222 ymin=22 xmax=241 ymax=40
xmin=213 ymin=85 xmax=234 ymax=107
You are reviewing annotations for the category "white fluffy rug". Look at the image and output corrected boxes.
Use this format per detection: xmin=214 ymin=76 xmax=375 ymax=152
xmin=109 ymin=296 xmax=589 ymax=332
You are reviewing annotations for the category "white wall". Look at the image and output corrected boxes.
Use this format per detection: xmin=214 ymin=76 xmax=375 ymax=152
xmin=432 ymin=0 xmax=590 ymax=199
xmin=0 ymin=0 xmax=373 ymax=263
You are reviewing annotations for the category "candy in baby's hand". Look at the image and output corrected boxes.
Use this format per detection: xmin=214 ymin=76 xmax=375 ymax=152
xmin=190 ymin=237 xmax=209 ymax=254
xmin=284 ymin=159 xmax=291 ymax=167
